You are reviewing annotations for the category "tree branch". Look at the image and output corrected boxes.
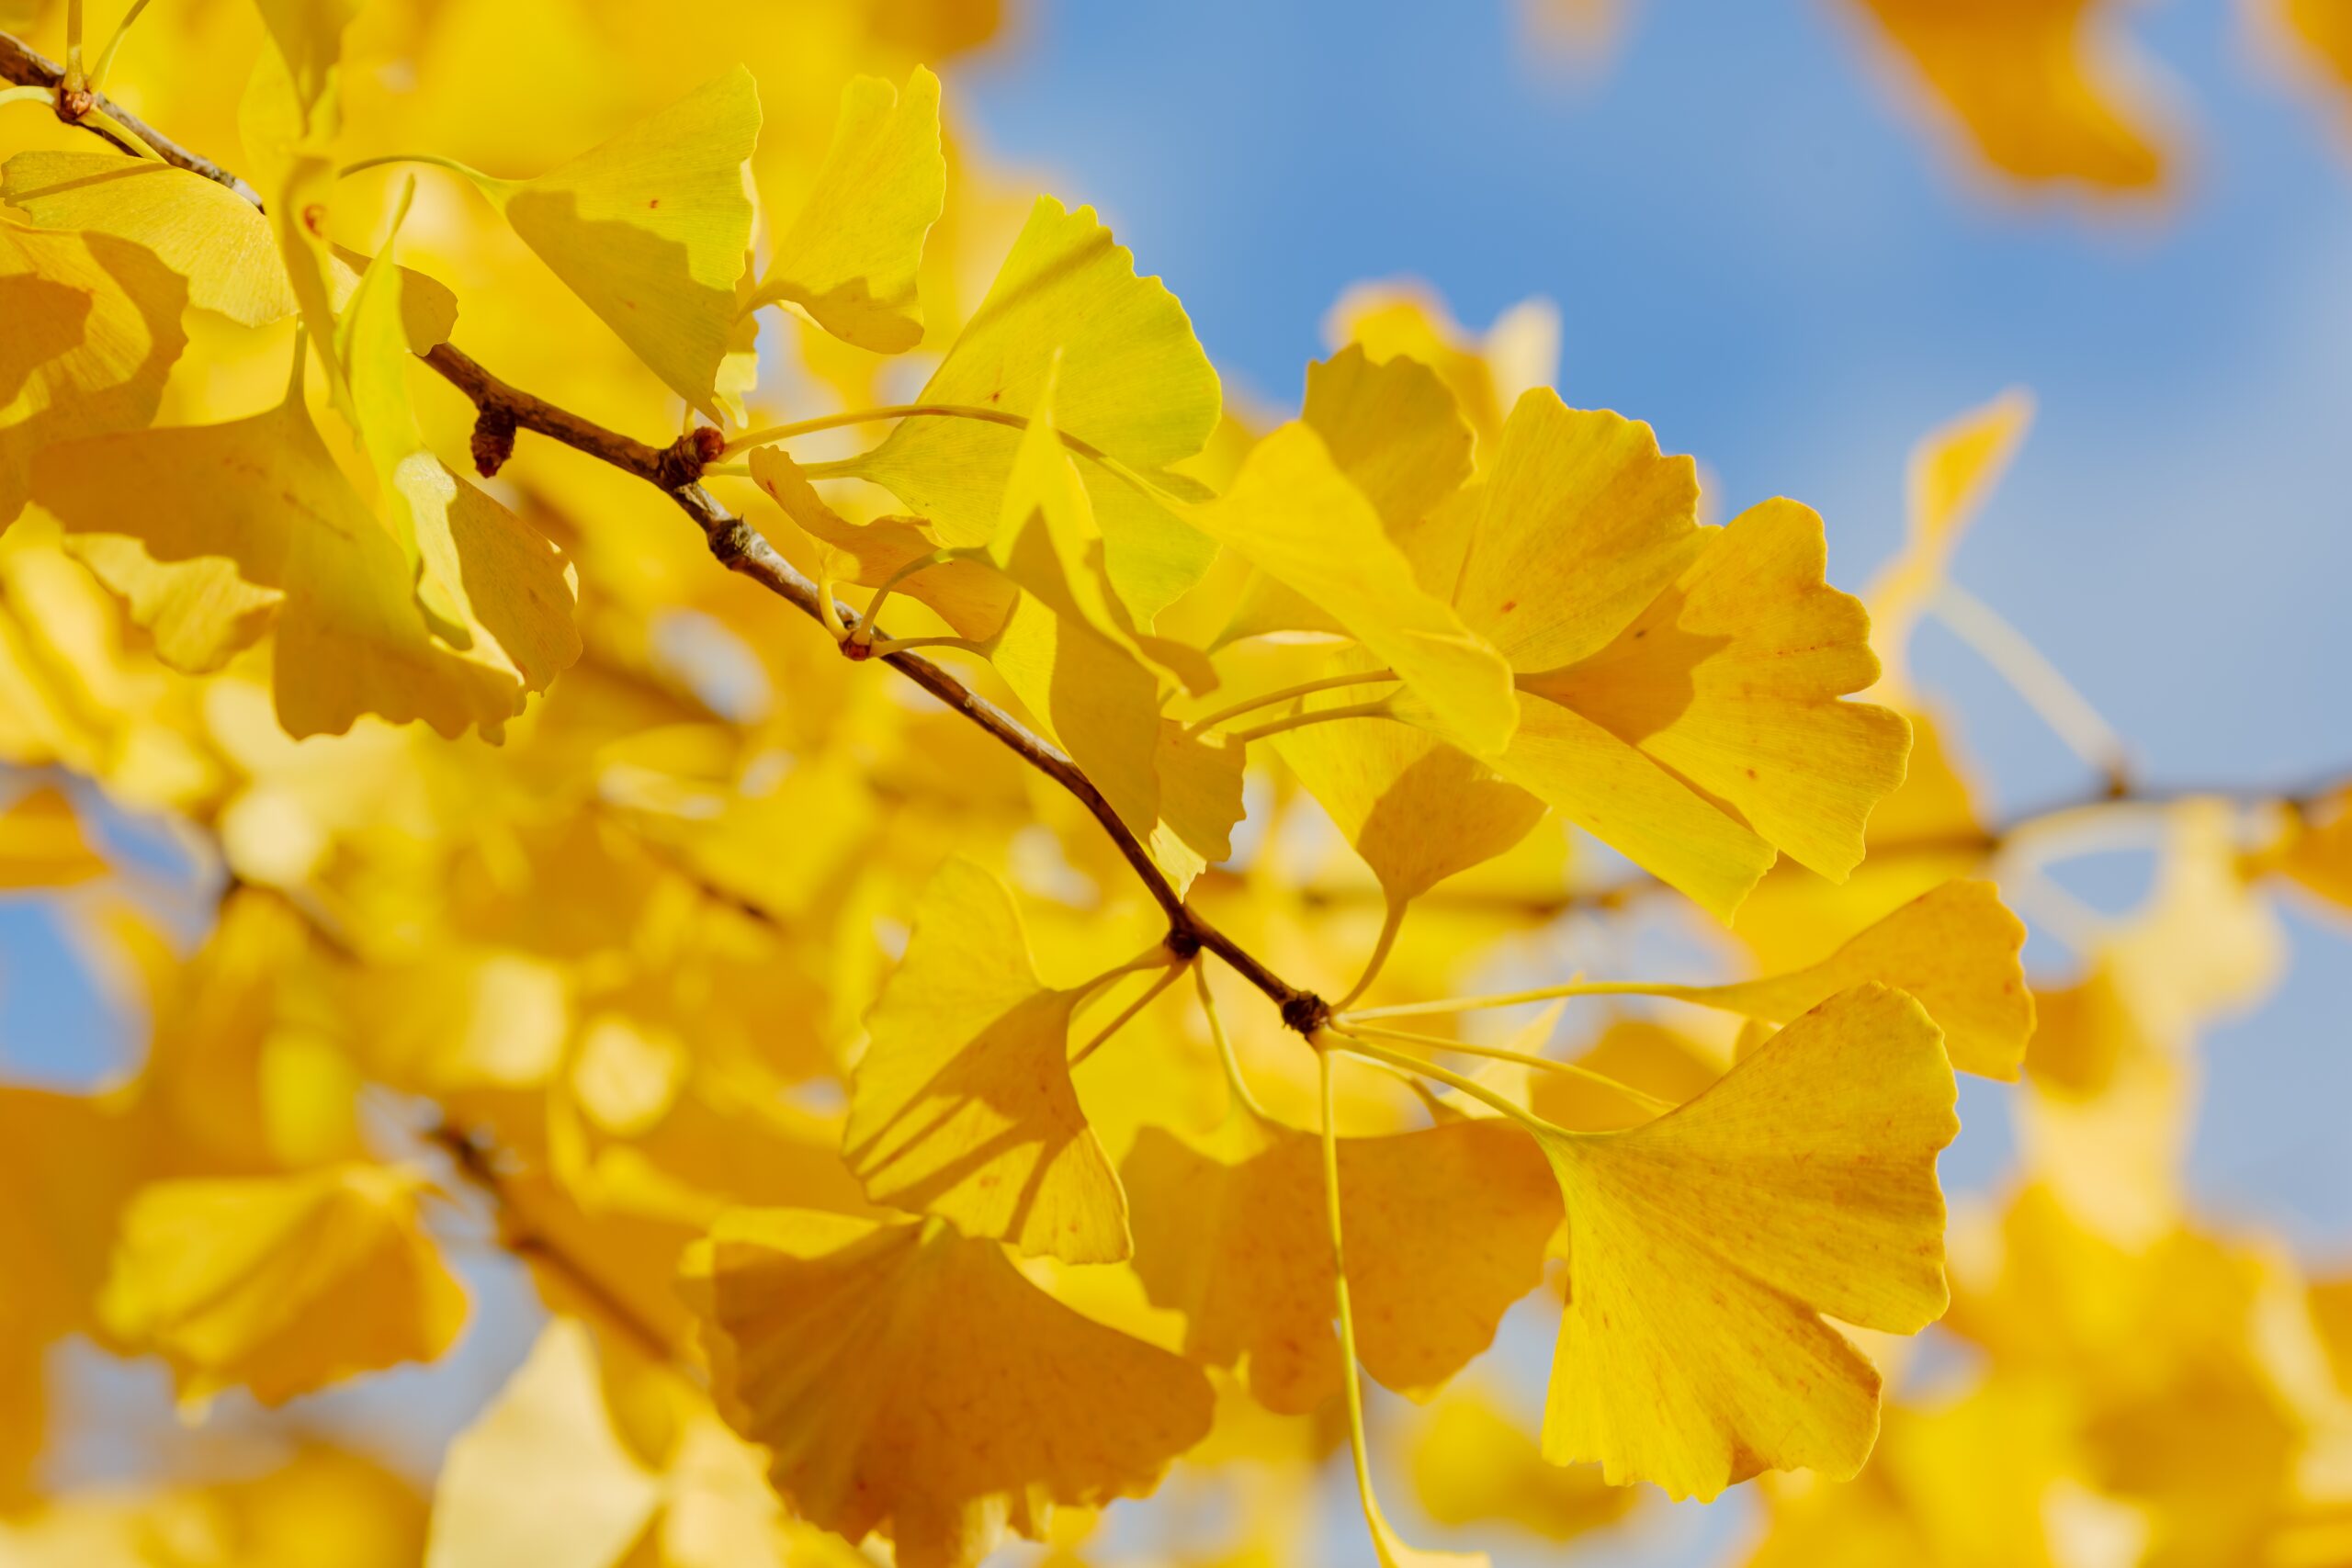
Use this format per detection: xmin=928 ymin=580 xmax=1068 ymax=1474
xmin=418 ymin=341 xmax=1330 ymax=1032
xmin=0 ymin=31 xmax=264 ymax=206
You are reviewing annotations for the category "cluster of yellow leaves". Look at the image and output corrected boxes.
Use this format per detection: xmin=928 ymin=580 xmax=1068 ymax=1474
xmin=0 ymin=4 xmax=2345 ymax=1568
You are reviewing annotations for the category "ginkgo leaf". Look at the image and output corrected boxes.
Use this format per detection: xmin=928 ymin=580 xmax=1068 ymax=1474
xmin=1848 ymin=0 xmax=2170 ymax=191
xmin=831 ymin=195 xmax=1222 ymax=624
xmin=2273 ymin=0 xmax=2352 ymax=108
xmin=1402 ymin=390 xmax=1906 ymax=917
xmin=842 ymin=858 xmax=1130 ymax=1263
xmin=752 ymin=67 xmax=944 ymax=353
xmin=1527 ymin=511 xmax=1905 ymax=904
xmin=1867 ymin=388 xmax=2034 ymax=689
xmin=1219 ymin=345 xmax=1476 ymax=647
xmin=749 ymin=447 xmax=1014 ymax=639
xmin=96 ymin=1163 xmax=468 ymax=1408
xmin=1410 ymin=1389 xmax=1638 ymax=1543
xmin=1123 ymin=1112 xmax=1559 ymax=1414
xmin=685 ymin=1208 xmax=1215 ymax=1568
xmin=1534 ymin=983 xmax=1958 ymax=1499
xmin=425 ymin=1319 xmax=662 ymax=1568
xmin=0 ymin=784 xmax=106 ymax=889
xmin=58 ymin=536 xmax=284 ymax=675
xmin=1326 ymin=280 xmax=1560 ymax=446
xmin=0 ymin=218 xmax=187 ymax=524
xmin=1676 ymin=880 xmax=2033 ymax=1079
xmin=1150 ymin=720 xmax=1245 ymax=889
xmin=253 ymin=0 xmax=361 ymax=123
xmin=1196 ymin=423 xmax=1519 ymax=755
xmin=1 ymin=153 xmax=295 ymax=327
xmin=340 ymin=203 xmax=476 ymax=643
xmin=1274 ymin=655 xmax=1546 ymax=908
xmin=459 ymin=68 xmax=760 ymax=420
xmin=2269 ymin=786 xmax=2352 ymax=915
xmin=235 ymin=37 xmax=352 ymax=418
xmin=33 ymin=384 xmax=580 ymax=739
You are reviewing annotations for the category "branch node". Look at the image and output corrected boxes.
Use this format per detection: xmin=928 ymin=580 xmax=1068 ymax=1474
xmin=1164 ymin=926 xmax=1203 ymax=961
xmin=56 ymin=85 xmax=92 ymax=121
xmin=469 ymin=403 xmax=518 ymax=478
xmin=656 ymin=427 xmax=725 ymax=490
xmin=1281 ymin=991 xmax=1331 ymax=1036
xmin=706 ymin=516 xmax=756 ymax=568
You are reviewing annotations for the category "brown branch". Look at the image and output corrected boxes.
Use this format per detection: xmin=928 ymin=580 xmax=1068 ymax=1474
xmin=426 ymin=1122 xmax=693 ymax=1371
xmin=0 ymin=31 xmax=264 ymax=206
xmin=418 ymin=342 xmax=1329 ymax=1032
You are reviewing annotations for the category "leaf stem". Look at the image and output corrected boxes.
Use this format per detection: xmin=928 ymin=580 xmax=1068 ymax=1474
xmin=849 ymin=548 xmax=956 ymax=648
xmin=1184 ymin=669 xmax=1400 ymax=737
xmin=1339 ymin=1021 xmax=1677 ymax=1116
xmin=1227 ymin=700 xmax=1399 ymax=747
xmin=1069 ymin=958 xmax=1186 ymax=1068
xmin=1329 ymin=1030 xmax=1560 ymax=1137
xmin=86 ymin=0 xmax=152 ymax=96
xmin=1342 ymin=976 xmax=1661 ymax=1022
xmin=1333 ymin=899 xmax=1406 ymax=1013
xmin=337 ymin=152 xmax=495 ymax=185
xmin=1197 ymin=963 xmax=1266 ymax=1121
xmin=865 ymin=635 xmax=989 ymax=660
xmin=1932 ymin=581 xmax=2132 ymax=794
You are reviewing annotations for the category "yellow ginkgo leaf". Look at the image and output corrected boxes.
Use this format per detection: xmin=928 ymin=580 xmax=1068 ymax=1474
xmin=424 ymin=1319 xmax=663 ymax=1568
xmin=58 ymin=535 xmax=283 ymax=675
xmin=1123 ymin=1112 xmax=1559 ymax=1415
xmin=1151 ymin=719 xmax=1245 ymax=890
xmin=1681 ymin=879 xmax=2033 ymax=1079
xmin=0 ymin=218 xmax=187 ymax=524
xmin=33 ymin=383 xmax=580 ymax=739
xmin=752 ymin=67 xmax=944 ymax=353
xmin=1476 ymin=406 xmax=1909 ymax=916
xmin=749 ymin=447 xmax=1015 ymax=639
xmin=1867 ymin=388 xmax=2034 ymax=690
xmin=97 ymin=1162 xmax=468 ymax=1408
xmin=0 ymin=784 xmax=106 ymax=889
xmin=1196 ymin=423 xmax=1519 ymax=755
xmin=1409 ymin=1388 xmax=1639 ymax=1543
xmin=1535 ymin=983 xmax=1957 ymax=1499
xmin=1 ymin=153 xmax=294 ymax=327
xmin=843 ymin=859 xmax=1130 ymax=1263
xmin=2263 ymin=785 xmax=2352 ymax=917
xmin=832 ymin=195 xmax=1222 ymax=624
xmin=1847 ymin=0 xmax=2171 ymax=191
xmin=1419 ymin=391 xmax=1910 ymax=915
xmin=457 ymin=68 xmax=760 ymax=420
xmin=1274 ymin=654 xmax=1545 ymax=909
xmin=1530 ymin=1019 xmax=1726 ymax=1133
xmin=253 ymin=0 xmax=360 ymax=123
xmin=1326 ymin=280 xmax=1560 ymax=446
xmin=2272 ymin=0 xmax=2352 ymax=108
xmin=340 ymin=201 xmax=476 ymax=643
xmin=1219 ymin=345 xmax=1476 ymax=647
xmin=686 ymin=1208 xmax=1215 ymax=1568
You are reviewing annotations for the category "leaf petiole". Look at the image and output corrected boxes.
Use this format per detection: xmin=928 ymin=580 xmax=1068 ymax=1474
xmin=1337 ymin=1021 xmax=1677 ymax=1117
xmin=1226 ymin=700 xmax=1400 ymax=747
xmin=1182 ymin=669 xmax=1400 ymax=738
xmin=1195 ymin=963 xmax=1266 ymax=1121
xmin=1069 ymin=957 xmax=1186 ymax=1069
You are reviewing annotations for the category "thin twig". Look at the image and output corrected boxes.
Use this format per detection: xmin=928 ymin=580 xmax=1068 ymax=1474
xmin=414 ymin=341 xmax=1333 ymax=1032
xmin=0 ymin=30 xmax=262 ymax=204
